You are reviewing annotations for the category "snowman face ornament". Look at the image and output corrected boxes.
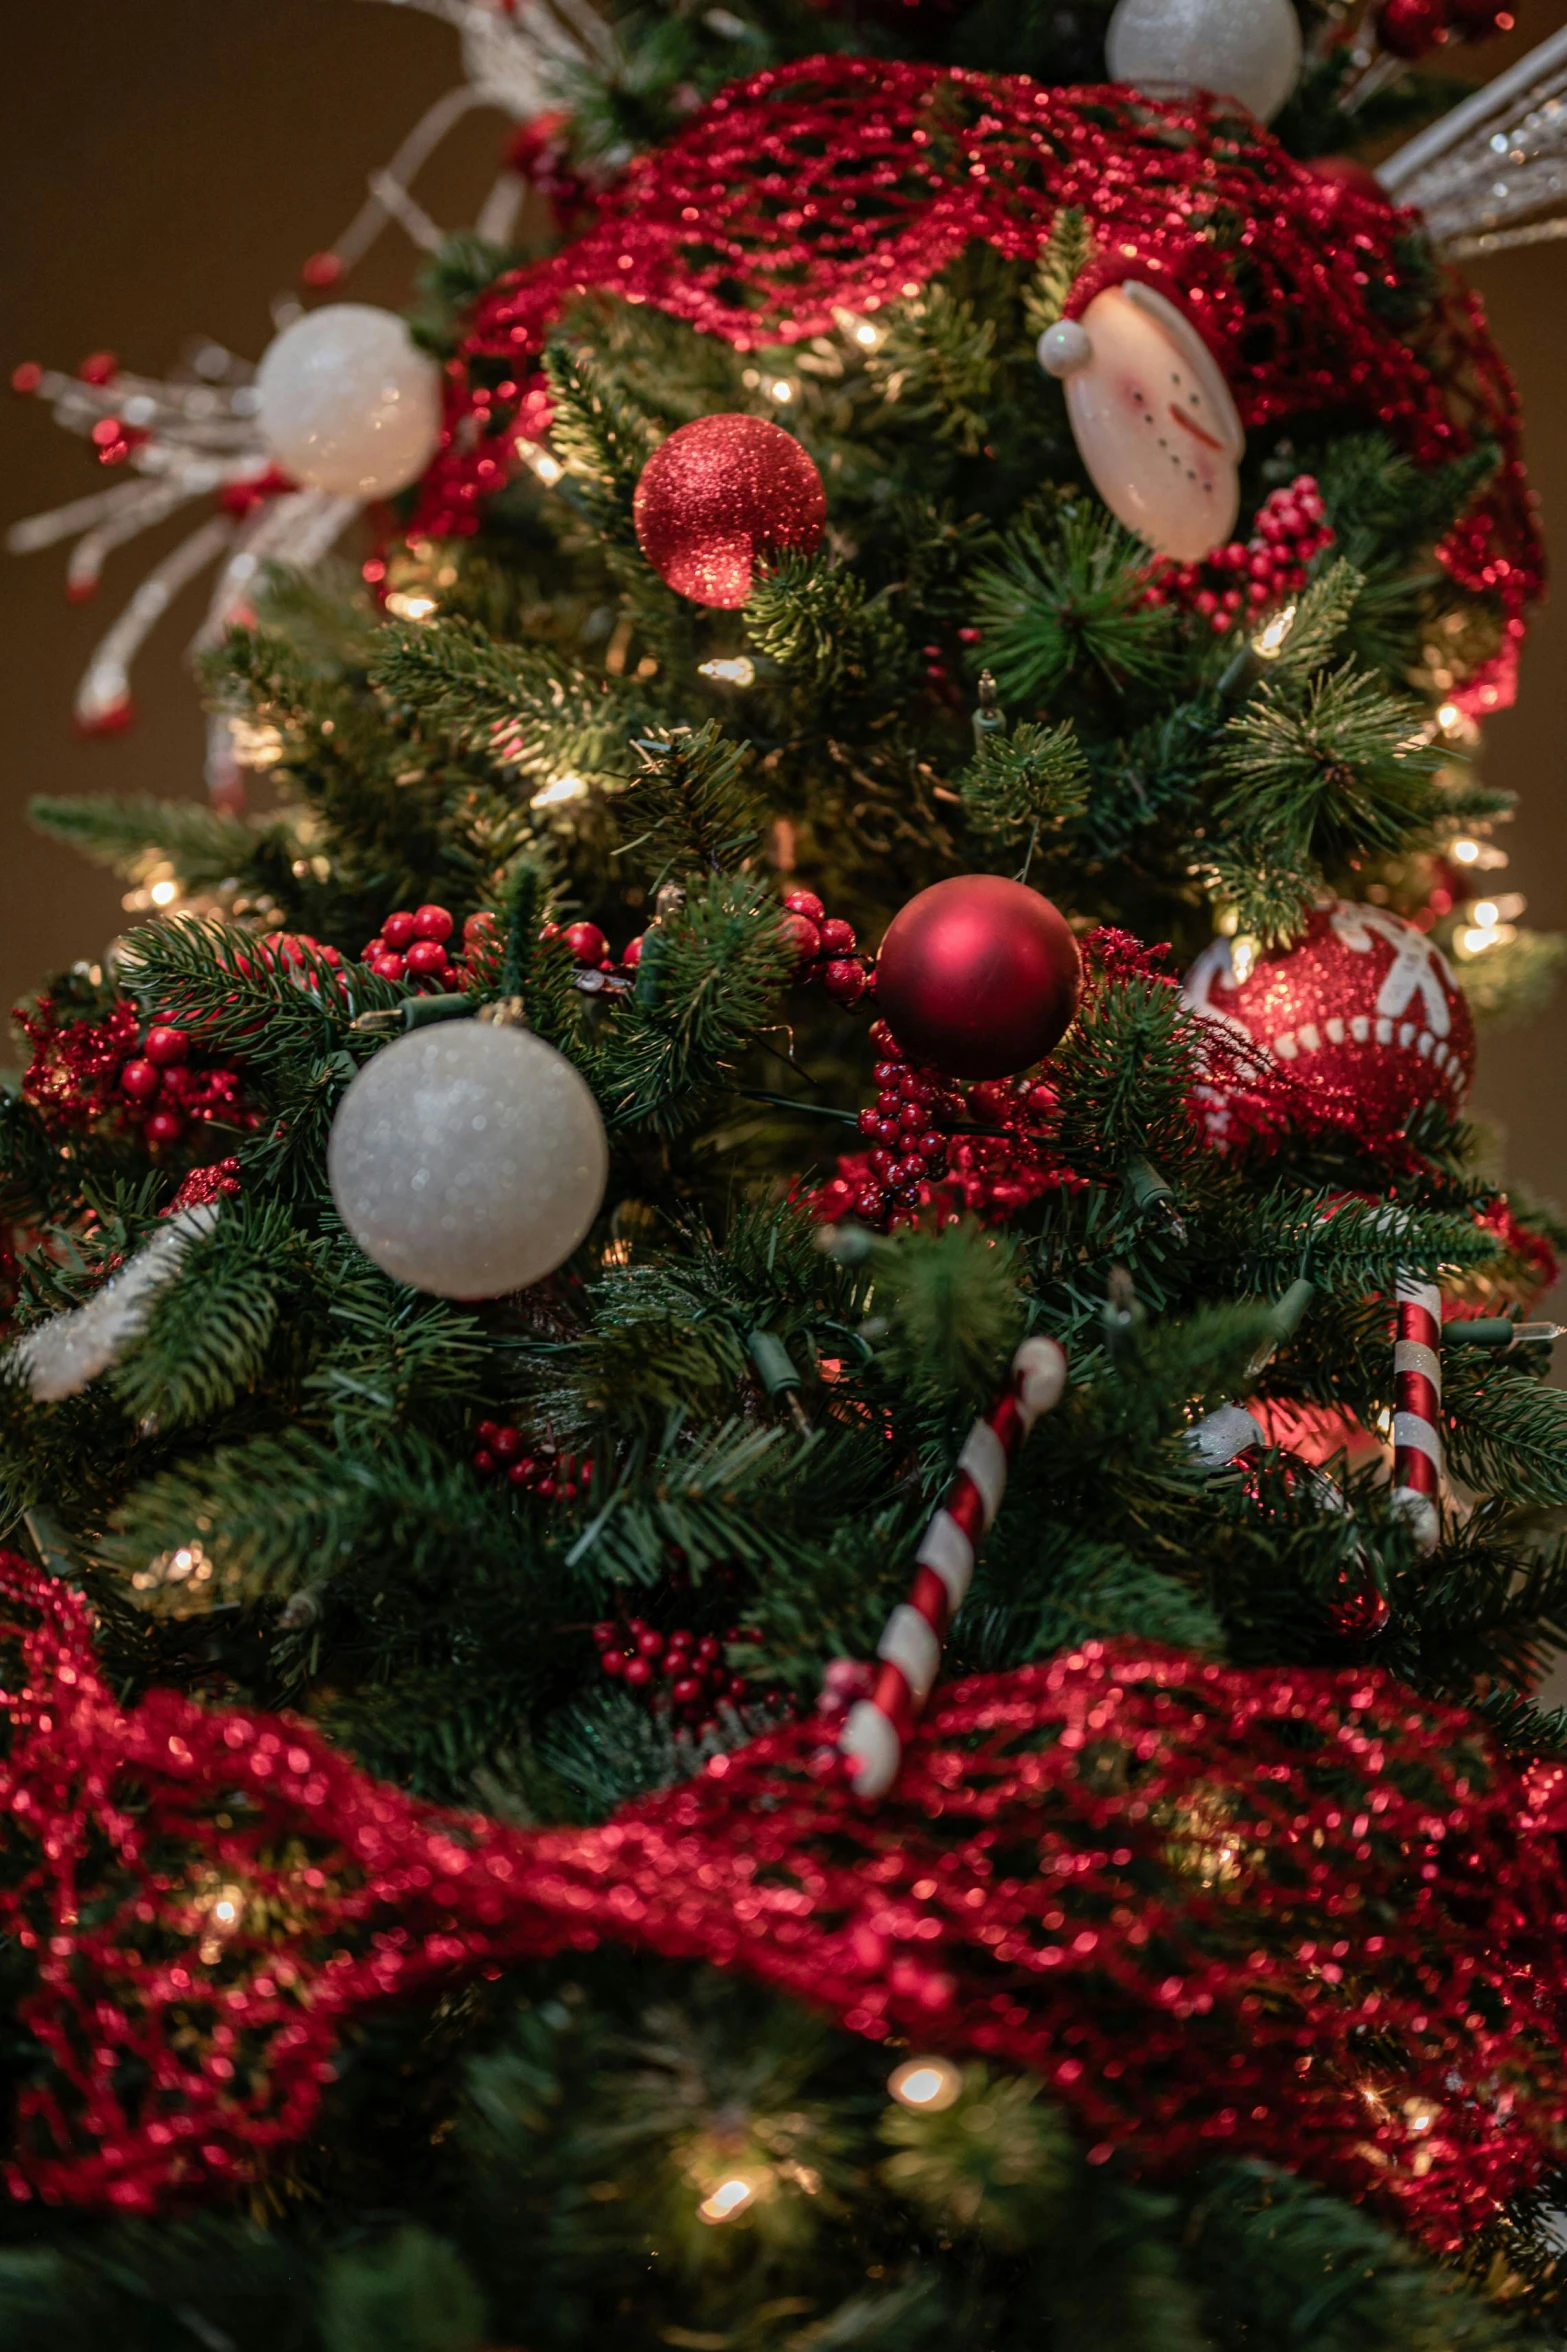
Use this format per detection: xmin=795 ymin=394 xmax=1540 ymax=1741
xmin=1038 ymin=281 xmax=1244 ymax=563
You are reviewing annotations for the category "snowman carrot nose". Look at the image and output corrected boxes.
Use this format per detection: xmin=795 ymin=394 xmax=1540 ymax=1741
xmin=1169 ymin=404 xmax=1225 ymax=454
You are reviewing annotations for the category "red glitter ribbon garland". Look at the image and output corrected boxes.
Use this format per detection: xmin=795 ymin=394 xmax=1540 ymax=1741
xmin=412 ymin=57 xmax=1540 ymax=641
xmin=8 ymin=1551 xmax=1567 ymax=2242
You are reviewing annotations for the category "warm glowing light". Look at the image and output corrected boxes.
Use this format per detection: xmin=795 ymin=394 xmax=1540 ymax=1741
xmin=1252 ymin=603 xmax=1297 ymax=660
xmin=888 ymin=2057 xmax=962 ymax=2112
xmin=149 ymin=878 xmax=180 ymax=907
xmin=530 ymin=771 xmax=589 ymax=810
xmin=854 ymin=322 xmax=879 ymax=347
xmin=516 ymin=436 xmax=564 ymax=487
xmin=210 ymin=1887 xmax=243 ymax=1928
xmin=1451 ymin=837 xmax=1480 ymax=864
xmin=697 ymin=2175 xmax=760 ymax=2224
xmin=229 ymin=716 xmax=284 ymax=770
xmin=1230 ymin=935 xmax=1258 ymax=986
xmin=1436 ymin=701 xmax=1462 ymax=733
xmin=768 ymin=378 xmax=794 ymax=403
xmin=385 ymin=590 xmax=437 ymax=623
xmin=698 ymin=656 xmax=756 ymax=687
xmin=1459 ymin=922 xmax=1513 ymax=956
xmin=1472 ymin=901 xmax=1499 ymax=928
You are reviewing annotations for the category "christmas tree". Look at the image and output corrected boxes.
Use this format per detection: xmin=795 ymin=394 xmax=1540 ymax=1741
xmin=9 ymin=0 xmax=1567 ymax=2342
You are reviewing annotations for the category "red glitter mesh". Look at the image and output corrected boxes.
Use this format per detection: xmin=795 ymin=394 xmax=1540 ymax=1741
xmin=415 ymin=59 xmax=1541 ymax=637
xmin=6 ymin=1548 xmax=1567 ymax=2239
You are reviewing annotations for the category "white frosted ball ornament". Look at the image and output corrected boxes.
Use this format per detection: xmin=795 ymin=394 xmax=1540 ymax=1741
xmin=255 ymin=304 xmax=442 ymax=498
xmin=328 ymin=1022 xmax=608 ymax=1300
xmin=1105 ymin=0 xmax=1303 ymax=123
xmin=1038 ymin=281 xmax=1244 ymax=564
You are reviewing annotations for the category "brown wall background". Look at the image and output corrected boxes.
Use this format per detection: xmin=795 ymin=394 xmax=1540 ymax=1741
xmin=3 ymin=3 xmax=1567 ymax=1244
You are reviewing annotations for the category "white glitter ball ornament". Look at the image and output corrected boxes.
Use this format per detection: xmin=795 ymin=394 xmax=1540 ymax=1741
xmin=255 ymin=304 xmax=443 ymax=498
xmin=328 ymin=1022 xmax=608 ymax=1299
xmin=1038 ymin=281 xmax=1243 ymax=562
xmin=1105 ymin=0 xmax=1303 ymax=123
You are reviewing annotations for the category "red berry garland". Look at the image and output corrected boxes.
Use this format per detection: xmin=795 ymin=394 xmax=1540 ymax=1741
xmin=593 ymin=1614 xmax=760 ymax=1724
xmin=819 ymin=1019 xmax=1075 ymax=1232
xmin=782 ymin=887 xmax=870 ymax=1006
xmin=1143 ymin=476 xmax=1333 ymax=634
xmin=361 ymin=903 xmax=460 ymax=987
xmin=473 ymin=1420 xmax=594 ymax=1504
xmin=114 ymin=1023 xmax=252 ymax=1150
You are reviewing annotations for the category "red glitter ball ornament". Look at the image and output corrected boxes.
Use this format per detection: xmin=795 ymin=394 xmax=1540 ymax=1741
xmin=632 ymin=415 xmax=826 ymax=607
xmin=875 ymin=876 xmax=1081 ymax=1080
xmin=1183 ymin=901 xmax=1475 ymax=1148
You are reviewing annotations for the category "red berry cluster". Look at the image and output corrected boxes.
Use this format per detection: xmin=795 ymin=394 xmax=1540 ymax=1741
xmin=1143 ymin=476 xmax=1332 ymax=634
xmin=1376 ymin=0 xmax=1512 ymax=57
xmin=473 ymin=1420 xmax=594 ymax=1502
xmin=361 ymin=904 xmax=464 ymax=987
xmin=849 ymin=1017 xmax=965 ymax=1222
xmin=365 ymin=904 xmax=643 ymax=990
xmin=117 ymin=1025 xmax=247 ymax=1149
xmin=238 ymin=933 xmax=348 ymax=992
xmin=592 ymin=1616 xmax=758 ymax=1723
xmin=781 ymin=888 xmax=870 ymax=1007
xmin=541 ymin=918 xmax=640 ymax=972
xmin=819 ymin=1028 xmax=1072 ymax=1232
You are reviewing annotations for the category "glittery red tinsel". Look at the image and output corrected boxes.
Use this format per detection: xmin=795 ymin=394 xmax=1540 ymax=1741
xmin=17 ymin=996 xmax=139 ymax=1129
xmin=413 ymin=58 xmax=1540 ymax=641
xmin=7 ymin=1548 xmax=1567 ymax=2241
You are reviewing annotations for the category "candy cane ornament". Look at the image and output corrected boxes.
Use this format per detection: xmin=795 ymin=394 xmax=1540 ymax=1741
xmin=838 ymin=1335 xmax=1069 ymax=1799
xmin=1391 ymin=1273 xmax=1443 ymax=1553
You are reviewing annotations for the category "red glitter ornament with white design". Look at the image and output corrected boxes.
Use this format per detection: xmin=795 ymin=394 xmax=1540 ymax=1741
xmin=1183 ymin=901 xmax=1474 ymax=1147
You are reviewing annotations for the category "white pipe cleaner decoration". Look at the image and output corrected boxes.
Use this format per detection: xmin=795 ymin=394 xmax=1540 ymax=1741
xmin=11 ymin=1205 xmax=220 ymax=1404
xmin=1378 ymin=25 xmax=1567 ymax=258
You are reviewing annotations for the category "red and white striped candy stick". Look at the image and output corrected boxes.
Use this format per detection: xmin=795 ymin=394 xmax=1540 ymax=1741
xmin=1391 ymin=1272 xmax=1442 ymax=1553
xmin=838 ymin=1335 xmax=1069 ymax=1798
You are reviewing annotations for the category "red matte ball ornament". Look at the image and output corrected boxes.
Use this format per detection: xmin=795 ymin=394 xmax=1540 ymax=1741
xmin=1182 ymin=900 xmax=1475 ymax=1147
xmin=874 ymin=876 xmax=1082 ymax=1080
xmin=633 ymin=415 xmax=826 ymax=607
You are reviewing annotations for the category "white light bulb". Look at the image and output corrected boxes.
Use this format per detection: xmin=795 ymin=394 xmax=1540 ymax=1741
xmin=697 ymin=2175 xmax=759 ymax=2223
xmin=888 ymin=2057 xmax=963 ymax=2111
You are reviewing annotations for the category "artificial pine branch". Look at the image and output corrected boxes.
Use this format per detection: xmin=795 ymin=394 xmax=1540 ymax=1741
xmin=370 ymin=617 xmax=644 ymax=780
xmin=27 ymin=793 xmax=271 ymax=893
xmin=958 ymin=716 xmax=1090 ymax=849
xmin=974 ymin=503 xmax=1176 ymax=706
xmin=1023 ymin=206 xmax=1093 ymax=339
xmin=542 ymin=339 xmax=658 ymax=540
xmin=1212 ymin=665 xmax=1446 ymax=940
xmin=615 ymin=721 xmax=766 ymax=877
xmin=744 ymin=552 xmax=909 ymax=699
xmin=867 ymin=282 xmax=998 ymax=455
